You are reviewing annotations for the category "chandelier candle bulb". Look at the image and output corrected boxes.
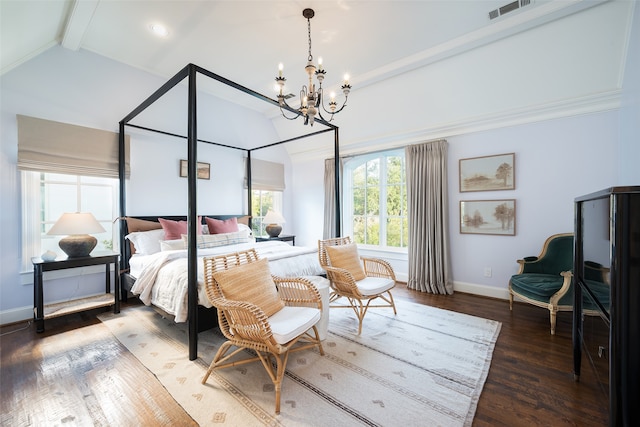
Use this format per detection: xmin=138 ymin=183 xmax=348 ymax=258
xmin=278 ymin=63 xmax=283 ymax=77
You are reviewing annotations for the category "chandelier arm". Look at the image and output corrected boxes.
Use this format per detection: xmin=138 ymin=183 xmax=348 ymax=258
xmin=316 ymin=88 xmax=349 ymax=116
xmin=327 ymin=99 xmax=349 ymax=115
xmin=278 ymin=98 xmax=303 ymax=120
xmin=316 ymin=109 xmax=334 ymax=123
xmin=280 ymin=107 xmax=302 ymax=120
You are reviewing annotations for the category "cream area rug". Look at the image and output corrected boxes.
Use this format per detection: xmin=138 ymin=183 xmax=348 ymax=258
xmin=98 ymin=298 xmax=501 ymax=426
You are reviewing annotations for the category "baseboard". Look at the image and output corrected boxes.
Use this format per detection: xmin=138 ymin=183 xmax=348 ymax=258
xmin=0 ymin=306 xmax=33 ymax=326
xmin=453 ymin=280 xmax=510 ymax=301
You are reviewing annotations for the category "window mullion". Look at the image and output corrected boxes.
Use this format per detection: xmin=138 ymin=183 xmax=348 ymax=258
xmin=379 ymin=157 xmax=388 ymax=245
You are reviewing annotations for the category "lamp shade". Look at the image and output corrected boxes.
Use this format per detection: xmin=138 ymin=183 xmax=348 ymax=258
xmin=263 ymin=210 xmax=285 ymax=238
xmin=47 ymin=212 xmax=106 ymax=257
xmin=263 ymin=210 xmax=286 ymax=225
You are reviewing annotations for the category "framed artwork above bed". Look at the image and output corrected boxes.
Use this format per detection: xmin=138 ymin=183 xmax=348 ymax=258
xmin=180 ymin=159 xmax=210 ymax=180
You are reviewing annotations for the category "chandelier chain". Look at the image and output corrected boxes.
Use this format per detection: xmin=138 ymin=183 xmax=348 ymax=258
xmin=307 ymin=17 xmax=313 ymax=62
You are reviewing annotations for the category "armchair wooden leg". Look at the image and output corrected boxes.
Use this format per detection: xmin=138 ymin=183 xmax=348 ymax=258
xmin=550 ymin=310 xmax=557 ymax=335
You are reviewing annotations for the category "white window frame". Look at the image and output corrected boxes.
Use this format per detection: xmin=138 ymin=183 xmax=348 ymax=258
xmin=20 ymin=171 xmax=119 ymax=273
xmin=251 ymin=190 xmax=283 ymax=237
xmin=343 ymin=148 xmax=407 ymax=251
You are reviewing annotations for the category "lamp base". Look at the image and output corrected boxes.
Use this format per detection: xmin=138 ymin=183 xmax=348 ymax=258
xmin=59 ymin=234 xmax=97 ymax=257
xmin=265 ymin=224 xmax=282 ymax=238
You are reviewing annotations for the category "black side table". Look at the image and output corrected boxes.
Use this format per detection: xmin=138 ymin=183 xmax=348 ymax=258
xmin=255 ymin=234 xmax=295 ymax=245
xmin=32 ymin=252 xmax=120 ymax=332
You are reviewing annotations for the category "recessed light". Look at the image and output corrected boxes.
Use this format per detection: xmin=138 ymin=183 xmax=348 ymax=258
xmin=149 ymin=23 xmax=169 ymax=38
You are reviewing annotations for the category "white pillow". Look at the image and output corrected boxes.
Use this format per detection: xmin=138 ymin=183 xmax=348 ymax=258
xmin=238 ymin=223 xmax=253 ymax=236
xmin=126 ymin=228 xmax=165 ymax=255
xmin=160 ymin=239 xmax=186 ymax=251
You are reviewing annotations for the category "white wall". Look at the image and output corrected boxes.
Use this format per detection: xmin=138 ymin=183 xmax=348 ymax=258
xmin=0 ymin=46 xmax=282 ymax=324
xmin=291 ymin=110 xmax=620 ymax=295
xmin=447 ymin=112 xmax=619 ymax=298
xmin=618 ymin=0 xmax=640 ymax=184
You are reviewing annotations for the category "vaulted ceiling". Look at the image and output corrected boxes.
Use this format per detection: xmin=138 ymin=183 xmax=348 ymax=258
xmin=1 ymin=1 xmax=615 ymax=109
xmin=1 ymin=0 xmax=634 ymax=153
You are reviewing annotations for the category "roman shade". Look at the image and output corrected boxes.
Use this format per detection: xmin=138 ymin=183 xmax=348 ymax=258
xmin=244 ymin=158 xmax=285 ymax=191
xmin=17 ymin=114 xmax=130 ymax=178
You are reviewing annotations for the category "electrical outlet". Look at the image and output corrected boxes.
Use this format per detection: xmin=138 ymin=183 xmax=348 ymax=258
xmin=484 ymin=267 xmax=492 ymax=278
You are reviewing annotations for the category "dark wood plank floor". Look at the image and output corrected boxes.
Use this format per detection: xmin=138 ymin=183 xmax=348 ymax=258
xmin=1 ymin=286 xmax=608 ymax=426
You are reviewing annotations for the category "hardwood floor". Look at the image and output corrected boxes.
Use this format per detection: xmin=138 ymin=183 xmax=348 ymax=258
xmin=0 ymin=287 xmax=608 ymax=426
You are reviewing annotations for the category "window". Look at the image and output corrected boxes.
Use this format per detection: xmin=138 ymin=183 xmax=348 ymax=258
xmin=343 ymin=149 xmax=408 ymax=249
xmin=21 ymin=171 xmax=119 ymax=271
xmin=251 ymin=190 xmax=283 ymax=236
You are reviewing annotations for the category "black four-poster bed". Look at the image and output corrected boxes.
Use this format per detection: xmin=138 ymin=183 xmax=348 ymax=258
xmin=118 ymin=63 xmax=341 ymax=360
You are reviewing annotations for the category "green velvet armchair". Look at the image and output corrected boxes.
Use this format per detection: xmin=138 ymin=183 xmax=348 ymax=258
xmin=509 ymin=233 xmax=574 ymax=335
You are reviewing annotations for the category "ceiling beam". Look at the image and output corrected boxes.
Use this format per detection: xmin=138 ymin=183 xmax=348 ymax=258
xmin=61 ymin=0 xmax=100 ymax=51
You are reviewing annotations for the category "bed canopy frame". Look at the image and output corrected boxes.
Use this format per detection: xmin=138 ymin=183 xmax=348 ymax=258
xmin=118 ymin=63 xmax=341 ymax=360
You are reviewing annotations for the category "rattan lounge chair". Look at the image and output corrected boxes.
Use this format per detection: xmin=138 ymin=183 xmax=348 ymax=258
xmin=201 ymin=248 xmax=324 ymax=414
xmin=318 ymin=236 xmax=397 ymax=334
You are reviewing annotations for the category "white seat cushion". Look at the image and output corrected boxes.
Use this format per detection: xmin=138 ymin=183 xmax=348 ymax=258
xmin=355 ymin=276 xmax=395 ymax=296
xmin=268 ymin=306 xmax=321 ymax=345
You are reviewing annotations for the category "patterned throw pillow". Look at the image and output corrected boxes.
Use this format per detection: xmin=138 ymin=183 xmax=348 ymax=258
xmin=182 ymin=230 xmax=251 ymax=249
xmin=212 ymin=258 xmax=284 ymax=317
xmin=325 ymin=243 xmax=366 ymax=281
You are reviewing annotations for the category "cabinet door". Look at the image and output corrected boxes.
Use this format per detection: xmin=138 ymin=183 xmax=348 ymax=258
xmin=582 ymin=289 xmax=609 ymax=398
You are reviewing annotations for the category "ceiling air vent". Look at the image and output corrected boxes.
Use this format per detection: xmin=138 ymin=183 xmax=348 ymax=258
xmin=489 ymin=0 xmax=532 ymax=20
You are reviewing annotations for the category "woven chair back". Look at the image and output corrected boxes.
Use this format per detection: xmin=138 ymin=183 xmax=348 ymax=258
xmin=318 ymin=236 xmax=352 ymax=267
xmin=203 ymin=249 xmax=260 ymax=303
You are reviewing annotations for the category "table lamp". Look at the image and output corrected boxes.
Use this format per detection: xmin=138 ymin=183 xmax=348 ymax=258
xmin=47 ymin=212 xmax=106 ymax=257
xmin=263 ymin=210 xmax=286 ymax=238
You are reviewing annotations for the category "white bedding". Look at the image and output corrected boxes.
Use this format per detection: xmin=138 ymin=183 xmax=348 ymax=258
xmin=128 ymin=240 xmax=324 ymax=322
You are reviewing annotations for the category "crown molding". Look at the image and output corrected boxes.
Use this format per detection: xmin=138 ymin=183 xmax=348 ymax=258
xmin=288 ymin=89 xmax=622 ymax=162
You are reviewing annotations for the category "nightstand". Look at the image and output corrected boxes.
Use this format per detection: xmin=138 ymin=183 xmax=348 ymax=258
xmin=32 ymin=252 xmax=120 ymax=332
xmin=255 ymin=234 xmax=295 ymax=245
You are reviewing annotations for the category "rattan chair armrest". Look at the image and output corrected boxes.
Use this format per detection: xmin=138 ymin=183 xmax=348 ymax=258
xmin=272 ymin=276 xmax=322 ymax=309
xmin=322 ymin=265 xmax=356 ymax=282
xmin=209 ymin=296 xmax=273 ymax=341
xmin=322 ymin=265 xmax=362 ymax=297
xmin=361 ymin=257 xmax=396 ymax=280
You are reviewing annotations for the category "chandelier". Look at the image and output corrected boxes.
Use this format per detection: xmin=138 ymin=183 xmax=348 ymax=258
xmin=275 ymin=8 xmax=351 ymax=126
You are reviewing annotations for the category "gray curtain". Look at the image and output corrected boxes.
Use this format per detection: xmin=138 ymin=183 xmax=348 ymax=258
xmin=323 ymin=157 xmax=343 ymax=239
xmin=405 ymin=140 xmax=453 ymax=294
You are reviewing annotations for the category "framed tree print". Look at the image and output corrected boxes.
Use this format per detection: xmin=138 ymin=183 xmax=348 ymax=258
xmin=459 ymin=153 xmax=515 ymax=192
xmin=460 ymin=199 xmax=516 ymax=236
